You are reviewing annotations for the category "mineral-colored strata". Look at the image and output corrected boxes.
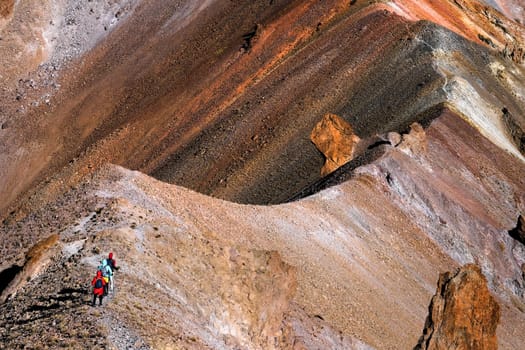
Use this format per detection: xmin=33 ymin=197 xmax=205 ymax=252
xmin=0 ymin=0 xmax=524 ymax=349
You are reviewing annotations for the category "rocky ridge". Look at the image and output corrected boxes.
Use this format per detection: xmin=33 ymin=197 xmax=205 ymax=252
xmin=1 ymin=106 xmax=524 ymax=349
xmin=1 ymin=0 xmax=525 ymax=216
xmin=0 ymin=0 xmax=525 ymax=349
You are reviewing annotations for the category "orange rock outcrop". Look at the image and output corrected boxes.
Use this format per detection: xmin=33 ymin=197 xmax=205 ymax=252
xmin=416 ymin=264 xmax=500 ymax=350
xmin=310 ymin=113 xmax=361 ymax=176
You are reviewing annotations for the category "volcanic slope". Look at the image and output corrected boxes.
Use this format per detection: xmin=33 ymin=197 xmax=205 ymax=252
xmin=0 ymin=108 xmax=524 ymax=349
xmin=1 ymin=0 xmax=525 ymax=217
xmin=0 ymin=0 xmax=525 ymax=349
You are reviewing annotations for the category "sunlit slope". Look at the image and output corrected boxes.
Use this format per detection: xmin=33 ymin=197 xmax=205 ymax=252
xmin=1 ymin=108 xmax=523 ymax=349
xmin=1 ymin=0 xmax=524 ymax=218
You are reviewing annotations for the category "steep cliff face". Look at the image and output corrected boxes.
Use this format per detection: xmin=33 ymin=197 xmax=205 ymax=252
xmin=1 ymin=0 xmax=525 ymax=349
xmin=1 ymin=0 xmax=525 ymax=217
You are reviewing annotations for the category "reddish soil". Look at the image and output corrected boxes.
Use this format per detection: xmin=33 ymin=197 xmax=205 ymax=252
xmin=0 ymin=1 xmax=524 ymax=348
xmin=2 ymin=0 xmax=525 ymax=220
xmin=0 ymin=108 xmax=523 ymax=349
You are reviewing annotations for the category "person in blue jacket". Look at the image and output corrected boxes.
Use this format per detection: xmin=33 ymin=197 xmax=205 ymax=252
xmin=98 ymin=259 xmax=113 ymax=296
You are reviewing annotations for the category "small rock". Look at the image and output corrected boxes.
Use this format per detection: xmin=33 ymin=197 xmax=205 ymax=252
xmin=387 ymin=131 xmax=402 ymax=146
xmin=310 ymin=113 xmax=361 ymax=176
xmin=399 ymin=122 xmax=427 ymax=154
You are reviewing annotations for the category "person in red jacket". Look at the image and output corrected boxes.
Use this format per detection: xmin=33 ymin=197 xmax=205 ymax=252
xmin=91 ymin=270 xmax=106 ymax=306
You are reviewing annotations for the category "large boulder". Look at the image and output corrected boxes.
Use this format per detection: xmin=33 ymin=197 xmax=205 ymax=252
xmin=0 ymin=234 xmax=60 ymax=304
xmin=415 ymin=264 xmax=500 ymax=350
xmin=310 ymin=113 xmax=361 ymax=176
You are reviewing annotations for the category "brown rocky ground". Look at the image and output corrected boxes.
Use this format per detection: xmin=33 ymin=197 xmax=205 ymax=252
xmin=1 ymin=0 xmax=525 ymax=349
xmin=1 ymin=108 xmax=524 ymax=349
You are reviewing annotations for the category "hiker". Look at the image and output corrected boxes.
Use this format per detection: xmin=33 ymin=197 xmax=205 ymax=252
xmin=91 ymin=270 xmax=106 ymax=306
xmin=107 ymin=252 xmax=119 ymax=271
xmin=98 ymin=259 xmax=113 ymax=296
xmin=105 ymin=252 xmax=119 ymax=293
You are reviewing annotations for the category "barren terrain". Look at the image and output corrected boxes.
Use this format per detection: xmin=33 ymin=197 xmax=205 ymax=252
xmin=1 ymin=0 xmax=525 ymax=349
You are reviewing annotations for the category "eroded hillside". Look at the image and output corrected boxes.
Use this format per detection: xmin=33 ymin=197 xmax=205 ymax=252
xmin=1 ymin=0 xmax=525 ymax=349
xmin=1 ymin=0 xmax=525 ymax=216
